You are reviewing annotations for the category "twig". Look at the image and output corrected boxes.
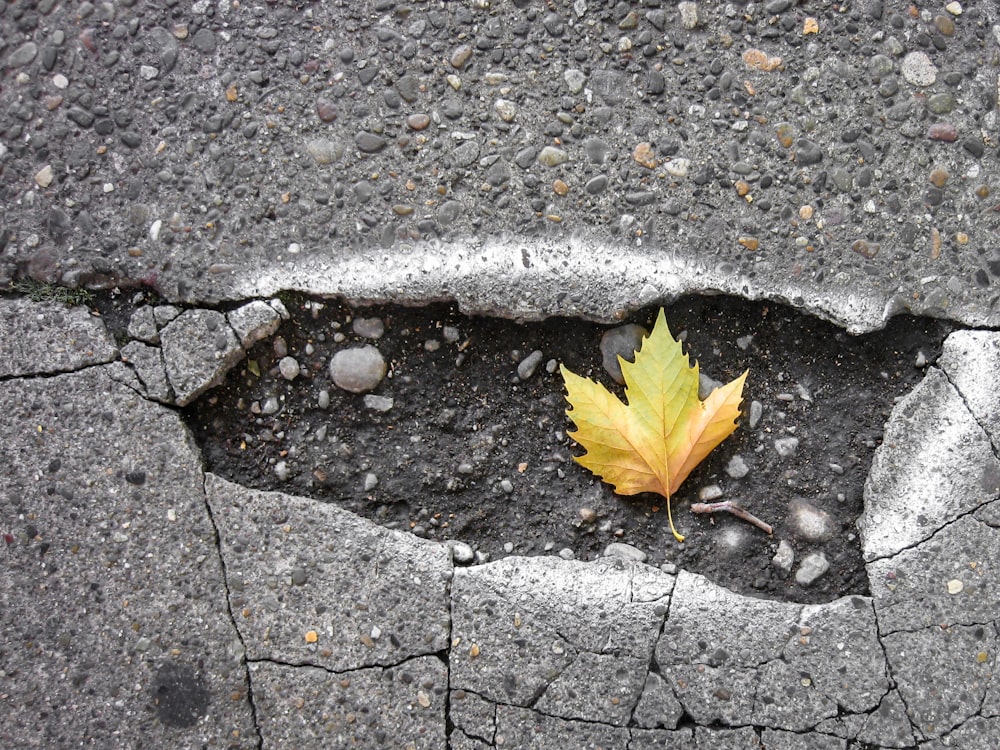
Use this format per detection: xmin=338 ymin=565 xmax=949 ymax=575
xmin=690 ymin=501 xmax=773 ymax=535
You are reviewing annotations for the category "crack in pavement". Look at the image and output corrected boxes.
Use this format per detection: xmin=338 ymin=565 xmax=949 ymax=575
xmin=201 ymin=474 xmax=265 ymax=750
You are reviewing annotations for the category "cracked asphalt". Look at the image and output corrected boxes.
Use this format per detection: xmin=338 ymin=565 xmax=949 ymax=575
xmin=5 ymin=1 xmax=1000 ymax=748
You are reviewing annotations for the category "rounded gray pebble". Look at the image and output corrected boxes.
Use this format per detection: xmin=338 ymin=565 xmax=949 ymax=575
xmin=726 ymin=455 xmax=750 ymax=479
xmin=774 ymin=436 xmax=800 ymax=458
xmin=353 ymin=317 xmax=385 ymax=339
xmin=330 ymin=345 xmax=387 ymax=393
xmin=363 ymin=394 xmax=394 ymax=412
xmin=603 ymin=542 xmax=648 ymax=563
xmin=517 ymin=350 xmax=544 ymax=380
xmin=278 ymin=356 xmax=300 ymax=381
xmin=795 ymin=552 xmax=830 ymax=586
xmin=601 ymin=324 xmax=648 ymax=384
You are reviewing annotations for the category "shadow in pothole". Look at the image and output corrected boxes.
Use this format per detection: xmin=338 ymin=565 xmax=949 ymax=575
xmin=180 ymin=293 xmax=952 ymax=604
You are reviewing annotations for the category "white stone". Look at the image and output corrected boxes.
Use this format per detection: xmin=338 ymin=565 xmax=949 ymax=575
xmin=901 ymin=51 xmax=937 ymax=87
xmin=795 ymin=552 xmax=829 ymax=585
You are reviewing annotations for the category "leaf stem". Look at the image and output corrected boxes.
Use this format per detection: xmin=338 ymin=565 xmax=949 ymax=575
xmin=666 ymin=494 xmax=685 ymax=543
xmin=690 ymin=501 xmax=773 ymax=535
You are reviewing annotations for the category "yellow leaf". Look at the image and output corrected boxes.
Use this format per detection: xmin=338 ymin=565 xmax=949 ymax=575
xmin=561 ymin=309 xmax=747 ymax=542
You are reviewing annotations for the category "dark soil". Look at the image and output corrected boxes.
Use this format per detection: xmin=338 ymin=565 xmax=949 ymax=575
xmin=167 ymin=293 xmax=952 ymax=604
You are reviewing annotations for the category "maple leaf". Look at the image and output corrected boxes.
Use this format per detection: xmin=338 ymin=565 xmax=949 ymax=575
xmin=560 ymin=309 xmax=748 ymax=542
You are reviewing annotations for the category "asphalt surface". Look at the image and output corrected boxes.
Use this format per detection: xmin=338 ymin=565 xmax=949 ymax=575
xmin=4 ymin=1 xmax=1000 ymax=748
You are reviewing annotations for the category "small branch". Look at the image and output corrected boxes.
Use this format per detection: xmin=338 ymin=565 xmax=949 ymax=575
xmin=690 ymin=501 xmax=773 ymax=535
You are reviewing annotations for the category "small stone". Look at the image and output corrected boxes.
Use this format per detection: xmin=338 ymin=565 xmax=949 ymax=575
xmin=945 ymin=1 xmax=962 ymax=15
xmin=699 ymin=485 xmax=724 ymax=501
xmin=552 ymin=179 xmax=569 ymax=196
xmin=665 ymin=158 xmax=690 ymax=178
xmin=329 ymin=345 xmax=387 ymax=393
xmin=749 ymin=400 xmax=763 ymax=429
xmin=929 ymin=169 xmax=949 ymax=188
xmin=901 ymin=51 xmax=937 ymax=87
xmin=7 ymin=42 xmax=39 ymax=67
xmin=191 ymin=28 xmax=216 ymax=53
xmin=353 ymin=318 xmax=385 ymax=339
xmin=928 ymin=123 xmax=958 ymax=142
xmin=772 ymin=540 xmax=795 ymax=571
xmin=585 ymin=175 xmax=608 ymax=194
xmin=364 ymin=473 xmax=379 ymax=491
xmin=726 ymin=455 xmax=750 ymax=479
xmin=678 ymin=1 xmax=699 ymax=29
xmin=795 ymin=553 xmax=830 ymax=586
xmin=34 ymin=165 xmax=54 ymax=188
xmin=445 ymin=74 xmax=461 ymax=90
xmin=315 ymin=97 xmax=338 ymax=122
xmin=363 ymin=394 xmax=394 ymax=412
xmin=517 ymin=350 xmax=544 ymax=380
xmin=774 ymin=436 xmax=799 ymax=457
xmin=947 ymin=579 xmax=964 ymax=594
xmin=278 ymin=357 xmax=300 ymax=381
xmin=927 ymin=93 xmax=955 ymax=114
xmin=633 ymin=142 xmax=657 ymax=169
xmin=494 ymin=99 xmax=516 ymax=123
xmin=450 ymin=44 xmax=473 ymax=69
xmin=603 ymin=542 xmax=647 ymax=563
xmin=564 ymin=69 xmax=586 ymax=93
xmin=406 ymin=113 xmax=430 ymax=130
xmin=738 ymin=237 xmax=759 ymax=251
xmin=802 ymin=17 xmax=819 ymax=34
xmin=600 ymin=324 xmax=647 ymax=384
xmin=304 ymin=630 xmax=318 ymax=643
xmin=934 ymin=15 xmax=955 ymax=36
xmin=317 ymin=390 xmax=331 ymax=409
xmin=788 ymin=500 xmax=834 ymax=541
xmin=354 ymin=132 xmax=387 ymax=153
xmin=537 ymin=146 xmax=568 ymax=167
xmin=795 ymin=139 xmax=823 ymax=165
xmin=305 ymin=138 xmax=343 ymax=165
xmin=579 ymin=507 xmax=597 ymax=523
xmin=742 ymin=48 xmax=782 ymax=72
xmin=274 ymin=461 xmax=289 ymax=481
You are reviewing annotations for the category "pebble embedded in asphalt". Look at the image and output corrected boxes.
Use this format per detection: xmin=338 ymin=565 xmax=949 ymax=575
xmin=329 ymin=345 xmax=387 ymax=393
xmin=795 ymin=552 xmax=830 ymax=586
xmin=600 ymin=324 xmax=648 ymax=384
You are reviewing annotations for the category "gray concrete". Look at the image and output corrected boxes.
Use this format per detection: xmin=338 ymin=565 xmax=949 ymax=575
xmin=6 ymin=0 xmax=1000 ymax=746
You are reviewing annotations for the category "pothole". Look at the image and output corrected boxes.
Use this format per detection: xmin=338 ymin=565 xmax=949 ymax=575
xmin=167 ymin=293 xmax=951 ymax=605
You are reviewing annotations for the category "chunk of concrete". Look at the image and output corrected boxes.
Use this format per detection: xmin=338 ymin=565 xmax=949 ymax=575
xmin=920 ymin=716 xmax=1000 ymax=750
xmin=633 ymin=671 xmax=685 ymax=729
xmin=250 ymin=657 xmax=446 ymax=748
xmin=0 ymin=298 xmax=116 ymax=376
xmin=127 ymin=304 xmax=160 ymax=343
xmin=882 ymin=623 xmax=998 ymax=739
xmin=494 ymin=705 xmax=630 ymax=748
xmin=450 ymin=557 xmax=671 ymax=723
xmin=205 ymin=474 xmax=451 ymax=671
xmin=0 ymin=367 xmax=257 ymax=746
xmin=160 ymin=308 xmax=244 ymax=405
xmin=788 ymin=597 xmax=888 ymax=714
xmin=939 ymin=330 xmax=1000 ymax=453
xmin=659 ymin=572 xmax=886 ymax=734
xmin=855 ymin=689 xmax=915 ymax=748
xmin=227 ymin=299 xmax=282 ymax=348
xmin=450 ymin=689 xmax=497 ymax=745
xmin=121 ymin=340 xmax=172 ymax=403
xmin=867 ymin=511 xmax=1000 ymax=635
xmin=858 ymin=367 xmax=1000 ymax=561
